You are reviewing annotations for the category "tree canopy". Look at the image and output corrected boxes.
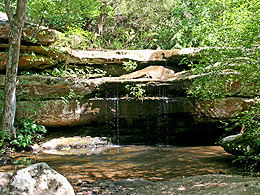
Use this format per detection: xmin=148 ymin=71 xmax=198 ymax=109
xmin=1 ymin=0 xmax=259 ymax=49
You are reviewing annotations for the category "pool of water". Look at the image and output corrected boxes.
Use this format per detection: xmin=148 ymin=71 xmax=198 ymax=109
xmin=0 ymin=146 xmax=242 ymax=184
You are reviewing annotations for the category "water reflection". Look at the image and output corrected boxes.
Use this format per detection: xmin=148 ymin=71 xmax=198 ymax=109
xmin=0 ymin=146 xmax=240 ymax=183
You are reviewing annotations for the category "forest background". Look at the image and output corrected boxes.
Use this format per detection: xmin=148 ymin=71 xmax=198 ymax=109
xmin=11 ymin=0 xmax=260 ymax=50
xmin=0 ymin=0 xmax=260 ymax=170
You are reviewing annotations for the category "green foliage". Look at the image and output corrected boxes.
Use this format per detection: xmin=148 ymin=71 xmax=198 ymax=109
xmin=13 ymin=118 xmax=47 ymax=148
xmin=225 ymin=102 xmax=260 ymax=137
xmin=94 ymin=0 xmax=258 ymax=49
xmin=187 ymin=48 xmax=260 ymax=172
xmin=1 ymin=0 xmax=259 ymax=50
xmin=26 ymin=0 xmax=105 ymax=32
xmin=188 ymin=47 xmax=260 ymax=100
xmin=61 ymin=89 xmax=84 ymax=104
xmin=122 ymin=60 xmax=138 ymax=72
xmin=222 ymin=101 xmax=260 ymax=171
xmin=14 ymin=157 xmax=33 ymax=167
xmin=177 ymin=0 xmax=260 ymax=172
xmin=125 ymin=84 xmax=146 ymax=100
xmin=0 ymin=130 xmax=11 ymax=149
xmin=62 ymin=27 xmax=98 ymax=50
xmin=0 ymin=118 xmax=47 ymax=151
xmin=19 ymin=64 xmax=107 ymax=78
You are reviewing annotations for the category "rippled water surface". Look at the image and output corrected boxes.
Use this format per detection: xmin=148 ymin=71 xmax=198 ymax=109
xmin=0 ymin=146 xmax=242 ymax=184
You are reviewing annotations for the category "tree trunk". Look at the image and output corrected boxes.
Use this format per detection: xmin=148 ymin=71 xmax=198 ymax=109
xmin=1 ymin=0 xmax=27 ymax=138
xmin=97 ymin=5 xmax=106 ymax=35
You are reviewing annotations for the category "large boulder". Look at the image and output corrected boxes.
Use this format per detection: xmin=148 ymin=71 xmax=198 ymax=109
xmin=9 ymin=162 xmax=75 ymax=195
xmin=219 ymin=133 xmax=245 ymax=155
xmin=219 ymin=132 xmax=260 ymax=156
xmin=0 ymin=172 xmax=12 ymax=195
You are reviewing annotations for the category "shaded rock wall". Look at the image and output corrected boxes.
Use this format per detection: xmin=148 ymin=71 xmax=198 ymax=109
xmin=0 ymin=72 xmax=253 ymax=145
xmin=0 ymin=60 xmax=256 ymax=145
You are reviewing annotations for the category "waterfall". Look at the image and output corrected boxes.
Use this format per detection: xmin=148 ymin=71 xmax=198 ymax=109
xmin=157 ymin=84 xmax=169 ymax=145
xmin=105 ymin=88 xmax=120 ymax=145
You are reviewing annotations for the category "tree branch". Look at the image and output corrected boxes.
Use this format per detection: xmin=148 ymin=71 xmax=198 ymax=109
xmin=3 ymin=0 xmax=13 ymax=21
xmin=15 ymin=0 xmax=27 ymax=22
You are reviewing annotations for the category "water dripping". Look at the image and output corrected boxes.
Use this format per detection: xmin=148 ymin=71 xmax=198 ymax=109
xmin=105 ymin=87 xmax=120 ymax=145
xmin=157 ymin=86 xmax=162 ymax=144
xmin=157 ymin=85 xmax=170 ymax=145
xmin=116 ymin=88 xmax=120 ymax=145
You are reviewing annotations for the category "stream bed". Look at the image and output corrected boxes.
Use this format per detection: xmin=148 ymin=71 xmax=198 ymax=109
xmin=0 ymin=145 xmax=242 ymax=185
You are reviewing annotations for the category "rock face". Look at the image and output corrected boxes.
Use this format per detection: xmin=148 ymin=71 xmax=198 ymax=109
xmin=0 ymin=11 xmax=62 ymax=70
xmin=0 ymin=62 xmax=256 ymax=145
xmin=0 ymin=70 xmax=251 ymax=128
xmin=0 ymin=11 xmax=258 ymax=146
xmin=8 ymin=162 xmax=75 ymax=195
xmin=0 ymin=12 xmax=204 ymax=70
xmin=0 ymin=74 xmax=98 ymax=100
xmin=0 ymin=13 xmax=59 ymax=45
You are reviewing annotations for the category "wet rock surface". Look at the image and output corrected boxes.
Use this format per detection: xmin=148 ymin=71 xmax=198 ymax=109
xmin=0 ymin=146 xmax=257 ymax=194
xmin=129 ymin=174 xmax=260 ymax=195
xmin=73 ymin=179 xmax=155 ymax=195
xmin=72 ymin=175 xmax=260 ymax=195
xmin=34 ymin=136 xmax=116 ymax=155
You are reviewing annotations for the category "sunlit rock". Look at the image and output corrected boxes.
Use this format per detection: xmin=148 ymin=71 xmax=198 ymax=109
xmin=0 ymin=75 xmax=97 ymax=100
xmin=16 ymin=100 xmax=82 ymax=127
xmin=9 ymin=162 xmax=75 ymax=195
xmin=0 ymin=11 xmax=205 ymax=70
xmin=0 ymin=12 xmax=59 ymax=45
xmin=119 ymin=66 xmax=175 ymax=80
xmin=0 ymin=172 xmax=12 ymax=195
xmin=65 ymin=48 xmax=203 ymax=65
xmin=219 ymin=133 xmax=260 ymax=156
xmin=35 ymin=136 xmax=115 ymax=155
xmin=0 ymin=43 xmax=67 ymax=70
